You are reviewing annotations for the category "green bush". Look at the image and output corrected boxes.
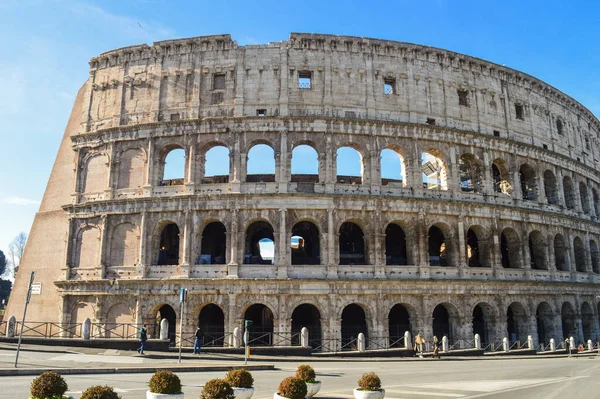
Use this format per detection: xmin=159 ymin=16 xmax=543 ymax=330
xmin=295 ymin=364 xmax=316 ymax=383
xmin=224 ymin=369 xmax=254 ymax=388
xmin=80 ymin=385 xmax=121 ymax=399
xmin=278 ymin=376 xmax=307 ymax=399
xmin=357 ymin=372 xmax=381 ymax=391
xmin=200 ymin=379 xmax=234 ymax=399
xmin=148 ymin=370 xmax=182 ymax=394
xmin=30 ymin=371 xmax=68 ymax=399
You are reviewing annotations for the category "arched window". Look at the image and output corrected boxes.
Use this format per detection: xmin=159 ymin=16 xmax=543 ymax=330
xmin=528 ymin=231 xmax=546 ymax=270
xmin=573 ymin=237 xmax=586 ymax=272
xmin=473 ymin=303 xmax=496 ymax=344
xmin=158 ymin=223 xmax=180 ymax=265
xmin=203 ymin=146 xmax=230 ymax=184
xmin=380 ymin=147 xmax=406 ymax=186
xmin=500 ymin=228 xmax=521 ymax=269
xmin=117 ymin=148 xmax=145 ymax=189
xmin=507 ymin=302 xmax=528 ymax=342
xmin=385 ymin=224 xmax=407 ymax=265
xmin=82 ymin=154 xmax=108 ymax=193
xmin=554 ymin=234 xmax=568 ymax=271
xmin=563 ymin=176 xmax=576 ymax=209
xmin=421 ymin=150 xmax=447 ymax=190
xmin=341 ymin=304 xmax=368 ymax=349
xmin=291 ymin=145 xmax=319 ymax=183
xmin=109 ymin=222 xmax=139 ymax=267
xmin=291 ymin=221 xmax=320 ymax=265
xmin=492 ymin=159 xmax=512 ymax=196
xmin=579 ymin=182 xmax=590 ymax=214
xmin=336 ymin=146 xmax=362 ymax=184
xmin=244 ymin=221 xmax=275 ymax=264
xmin=466 ymin=228 xmax=485 ymax=267
xmin=536 ymin=302 xmax=555 ymax=344
xmin=561 ymin=302 xmax=575 ymax=340
xmin=388 ymin=304 xmax=412 ymax=346
xmin=428 ymin=225 xmax=449 ymax=266
xmin=590 ymin=240 xmax=600 ymax=274
xmin=247 ymin=144 xmax=275 ymax=182
xmin=556 ymin=119 xmax=564 ymax=135
xmin=339 ymin=222 xmax=365 ymax=265
xmin=244 ymin=304 xmax=274 ymax=346
xmin=162 ymin=148 xmax=185 ymax=185
xmin=592 ymin=188 xmax=600 ymax=217
xmin=519 ymin=164 xmax=537 ymax=201
xmin=543 ymin=170 xmax=559 ymax=205
xmin=200 ymin=222 xmax=227 ymax=264
xmin=291 ymin=304 xmax=321 ymax=348
xmin=458 ymin=154 xmax=482 ymax=193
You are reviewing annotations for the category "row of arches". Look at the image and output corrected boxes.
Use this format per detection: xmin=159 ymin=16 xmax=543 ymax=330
xmin=80 ymin=143 xmax=600 ymax=219
xmin=125 ymin=300 xmax=599 ymax=348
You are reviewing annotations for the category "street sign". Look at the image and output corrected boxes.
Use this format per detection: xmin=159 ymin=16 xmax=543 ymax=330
xmin=31 ymin=283 xmax=41 ymax=295
xmin=179 ymin=288 xmax=187 ymax=303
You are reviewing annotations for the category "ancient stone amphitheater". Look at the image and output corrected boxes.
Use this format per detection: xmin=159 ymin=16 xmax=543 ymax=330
xmin=6 ymin=33 xmax=600 ymax=351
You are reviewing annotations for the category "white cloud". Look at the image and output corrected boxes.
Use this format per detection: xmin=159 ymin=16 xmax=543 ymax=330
xmin=3 ymin=197 xmax=41 ymax=206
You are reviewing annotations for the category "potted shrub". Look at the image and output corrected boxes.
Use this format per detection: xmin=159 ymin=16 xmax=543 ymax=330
xmin=81 ymin=385 xmax=121 ymax=399
xmin=295 ymin=365 xmax=320 ymax=398
xmin=353 ymin=372 xmax=384 ymax=399
xmin=147 ymin=370 xmax=184 ymax=399
xmin=200 ymin=379 xmax=234 ymax=399
xmin=224 ymin=369 xmax=254 ymax=399
xmin=30 ymin=371 xmax=71 ymax=399
xmin=274 ymin=376 xmax=307 ymax=399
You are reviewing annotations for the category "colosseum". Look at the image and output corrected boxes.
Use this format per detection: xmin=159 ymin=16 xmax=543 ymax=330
xmin=6 ymin=33 xmax=600 ymax=351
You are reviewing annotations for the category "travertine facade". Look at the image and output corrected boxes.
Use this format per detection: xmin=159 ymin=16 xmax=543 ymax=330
xmin=7 ymin=33 xmax=600 ymax=350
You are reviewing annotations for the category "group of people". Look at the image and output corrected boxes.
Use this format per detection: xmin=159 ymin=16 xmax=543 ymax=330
xmin=136 ymin=325 xmax=205 ymax=355
xmin=413 ymin=333 xmax=442 ymax=358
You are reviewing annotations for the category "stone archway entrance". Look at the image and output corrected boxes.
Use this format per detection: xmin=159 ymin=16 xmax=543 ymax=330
xmin=388 ymin=304 xmax=412 ymax=347
xmin=155 ymin=304 xmax=177 ymax=344
xmin=291 ymin=304 xmax=322 ymax=349
xmin=198 ymin=304 xmax=225 ymax=346
xmin=244 ymin=304 xmax=274 ymax=346
xmin=341 ymin=304 xmax=367 ymax=350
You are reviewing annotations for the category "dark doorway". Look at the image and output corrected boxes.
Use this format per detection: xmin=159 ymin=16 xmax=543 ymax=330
xmin=198 ymin=304 xmax=225 ymax=346
xmin=432 ymin=304 xmax=452 ymax=341
xmin=341 ymin=304 xmax=367 ymax=350
xmin=429 ymin=226 xmax=448 ymax=266
xmin=291 ymin=304 xmax=322 ymax=349
xmin=388 ymin=304 xmax=411 ymax=347
xmin=155 ymin=304 xmax=177 ymax=344
xmin=244 ymin=304 xmax=274 ymax=346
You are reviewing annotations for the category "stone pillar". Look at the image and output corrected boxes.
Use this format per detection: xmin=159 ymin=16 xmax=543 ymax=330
xmin=138 ymin=212 xmax=147 ymax=277
xmin=144 ymin=139 xmax=155 ymax=190
xmin=457 ymin=216 xmax=467 ymax=270
xmin=361 ymin=152 xmax=371 ymax=186
xmin=482 ymin=151 xmax=493 ymax=195
xmin=327 ymin=208 xmax=338 ymax=278
xmin=98 ymin=215 xmax=108 ymax=279
xmin=231 ymin=134 xmax=241 ymax=183
xmin=513 ymin=169 xmax=523 ymax=200
xmin=181 ymin=211 xmax=191 ymax=276
xmin=448 ymin=147 xmax=460 ymax=192
xmin=228 ymin=210 xmax=239 ymax=278
xmin=318 ymin=151 xmax=326 ymax=183
xmin=279 ymin=130 xmax=289 ymax=193
xmin=528 ymin=315 xmax=539 ymax=347
xmin=325 ymin=135 xmax=335 ymax=193
xmin=277 ymin=208 xmax=288 ymax=278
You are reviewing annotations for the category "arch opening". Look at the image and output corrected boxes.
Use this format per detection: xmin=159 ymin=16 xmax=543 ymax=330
xmin=380 ymin=148 xmax=406 ymax=186
xmin=155 ymin=304 xmax=176 ymax=344
xmin=428 ymin=225 xmax=449 ymax=266
xmin=536 ymin=302 xmax=555 ymax=344
xmin=244 ymin=221 xmax=275 ymax=265
xmin=529 ymin=231 xmax=546 ymax=270
xmin=162 ymin=148 xmax=185 ymax=185
xmin=336 ymin=147 xmax=363 ymax=184
xmin=339 ymin=222 xmax=366 ymax=265
xmin=561 ymin=302 xmax=576 ymax=340
xmin=388 ymin=304 xmax=412 ymax=347
xmin=581 ymin=303 xmax=594 ymax=342
xmin=203 ymin=146 xmax=230 ymax=184
xmin=432 ymin=304 xmax=455 ymax=342
xmin=507 ymin=302 xmax=527 ymax=343
xmin=473 ymin=303 xmax=495 ymax=344
xmin=500 ymin=228 xmax=520 ymax=269
xmin=117 ymin=148 xmax=145 ymax=189
xmin=563 ymin=176 xmax=576 ymax=209
xmin=590 ymin=240 xmax=599 ymax=274
xmin=492 ymin=159 xmax=512 ymax=196
xmin=247 ymin=144 xmax=275 ymax=182
xmin=199 ymin=222 xmax=226 ymax=264
xmin=574 ymin=237 xmax=586 ymax=272
xmin=244 ymin=304 xmax=274 ymax=346
xmin=458 ymin=154 xmax=482 ymax=193
xmin=543 ymin=170 xmax=559 ymax=205
xmin=554 ymin=234 xmax=569 ymax=271
xmin=580 ymin=182 xmax=590 ymax=214
xmin=291 ymin=145 xmax=319 ymax=183
xmin=291 ymin=304 xmax=321 ymax=349
xmin=519 ymin=164 xmax=537 ymax=201
xmin=421 ymin=150 xmax=447 ymax=190
xmin=341 ymin=304 xmax=367 ymax=350
xmin=385 ymin=224 xmax=407 ymax=265
xmin=198 ymin=304 xmax=225 ymax=346
xmin=158 ymin=223 xmax=180 ymax=265
xmin=466 ymin=228 xmax=482 ymax=267
xmin=593 ymin=188 xmax=600 ymax=217
xmin=291 ymin=222 xmax=320 ymax=265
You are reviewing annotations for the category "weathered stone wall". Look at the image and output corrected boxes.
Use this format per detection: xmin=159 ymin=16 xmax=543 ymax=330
xmin=7 ymin=34 xmax=600 ymax=348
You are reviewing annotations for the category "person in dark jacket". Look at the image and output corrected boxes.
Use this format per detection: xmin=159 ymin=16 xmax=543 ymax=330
xmin=193 ymin=327 xmax=204 ymax=355
xmin=137 ymin=324 xmax=147 ymax=355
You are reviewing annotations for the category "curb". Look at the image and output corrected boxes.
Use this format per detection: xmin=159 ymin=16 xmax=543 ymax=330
xmin=0 ymin=364 xmax=275 ymax=376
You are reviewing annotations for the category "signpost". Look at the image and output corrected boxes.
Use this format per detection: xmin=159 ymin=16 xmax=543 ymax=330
xmin=178 ymin=288 xmax=187 ymax=364
xmin=15 ymin=271 xmax=35 ymax=368
xmin=244 ymin=319 xmax=253 ymax=365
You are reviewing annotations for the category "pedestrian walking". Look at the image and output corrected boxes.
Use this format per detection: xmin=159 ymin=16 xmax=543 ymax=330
xmin=193 ymin=326 xmax=204 ymax=355
xmin=137 ymin=324 xmax=147 ymax=355
xmin=565 ymin=337 xmax=571 ymax=358
xmin=433 ymin=335 xmax=441 ymax=359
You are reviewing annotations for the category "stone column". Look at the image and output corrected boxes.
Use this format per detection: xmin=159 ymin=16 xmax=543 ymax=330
xmin=482 ymin=151 xmax=493 ymax=196
xmin=448 ymin=147 xmax=460 ymax=192
xmin=138 ymin=211 xmax=148 ymax=277
xmin=98 ymin=215 xmax=108 ymax=279
xmin=228 ymin=209 xmax=239 ymax=278
xmin=180 ymin=211 xmax=191 ymax=277
xmin=325 ymin=135 xmax=335 ymax=193
xmin=144 ymin=139 xmax=155 ymax=195
xmin=457 ymin=216 xmax=467 ymax=271
xmin=318 ymin=151 xmax=326 ymax=183
xmin=370 ymin=149 xmax=380 ymax=193
xmin=513 ymin=169 xmax=523 ymax=201
xmin=456 ymin=316 xmax=473 ymax=342
xmin=327 ymin=208 xmax=338 ymax=278
xmin=277 ymin=209 xmax=288 ymax=278
xmin=279 ymin=130 xmax=289 ymax=193
xmin=528 ymin=315 xmax=539 ymax=347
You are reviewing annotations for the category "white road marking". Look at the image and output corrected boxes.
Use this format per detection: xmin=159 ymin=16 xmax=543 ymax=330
xmin=403 ymin=378 xmax=573 ymax=393
xmin=462 ymin=376 xmax=587 ymax=398
xmin=386 ymin=390 xmax=464 ymax=397
xmin=50 ymin=354 xmax=143 ymax=364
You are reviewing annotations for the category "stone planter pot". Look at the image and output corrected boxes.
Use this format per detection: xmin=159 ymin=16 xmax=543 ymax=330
xmin=232 ymin=387 xmax=255 ymax=399
xmin=305 ymin=381 xmax=321 ymax=398
xmin=146 ymin=391 xmax=185 ymax=399
xmin=353 ymin=388 xmax=385 ymax=399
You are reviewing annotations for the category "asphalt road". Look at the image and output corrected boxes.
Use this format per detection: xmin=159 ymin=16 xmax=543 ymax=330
xmin=2 ymin=355 xmax=600 ymax=398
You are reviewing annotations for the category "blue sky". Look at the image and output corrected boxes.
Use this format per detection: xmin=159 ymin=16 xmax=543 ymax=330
xmin=0 ymin=0 xmax=599 ymax=257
